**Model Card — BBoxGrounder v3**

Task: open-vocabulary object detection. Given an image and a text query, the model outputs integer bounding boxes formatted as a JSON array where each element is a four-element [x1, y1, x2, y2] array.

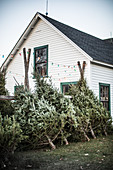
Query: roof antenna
[[110, 32, 113, 43], [46, 0, 48, 16]]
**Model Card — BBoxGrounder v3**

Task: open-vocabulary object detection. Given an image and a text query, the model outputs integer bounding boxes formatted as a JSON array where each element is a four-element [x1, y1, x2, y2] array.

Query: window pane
[[15, 86, 24, 93], [63, 85, 69, 94], [100, 85, 109, 111], [62, 83, 76, 95], [37, 63, 47, 76], [36, 48, 47, 63], [35, 46, 47, 77]]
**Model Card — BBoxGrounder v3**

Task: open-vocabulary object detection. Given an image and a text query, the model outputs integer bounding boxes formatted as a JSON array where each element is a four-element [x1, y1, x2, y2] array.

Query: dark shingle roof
[[40, 13, 113, 65]]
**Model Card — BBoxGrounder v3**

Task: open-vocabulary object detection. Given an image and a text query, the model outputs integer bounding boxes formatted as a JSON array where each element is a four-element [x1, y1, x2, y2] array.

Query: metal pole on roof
[[46, 0, 48, 16], [110, 32, 112, 43]]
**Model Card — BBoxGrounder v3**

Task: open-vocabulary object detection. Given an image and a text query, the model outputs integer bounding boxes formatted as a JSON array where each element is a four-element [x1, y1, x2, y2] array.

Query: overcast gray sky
[[0, 0, 113, 66]]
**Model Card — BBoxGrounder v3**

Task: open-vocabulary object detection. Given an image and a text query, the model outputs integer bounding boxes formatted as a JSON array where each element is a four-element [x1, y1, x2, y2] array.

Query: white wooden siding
[[6, 54, 25, 95], [90, 63, 113, 118], [6, 18, 90, 94]]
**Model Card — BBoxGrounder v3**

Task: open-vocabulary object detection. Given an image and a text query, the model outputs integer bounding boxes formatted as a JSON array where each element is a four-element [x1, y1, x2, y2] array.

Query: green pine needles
[[6, 71, 112, 150], [0, 71, 6, 95], [0, 71, 25, 168], [0, 71, 14, 115], [69, 78, 112, 140], [0, 69, 112, 167], [13, 73, 78, 149]]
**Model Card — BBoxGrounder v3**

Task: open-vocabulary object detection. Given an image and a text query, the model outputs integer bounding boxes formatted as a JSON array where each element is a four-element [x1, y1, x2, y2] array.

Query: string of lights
[[1, 51, 87, 82]]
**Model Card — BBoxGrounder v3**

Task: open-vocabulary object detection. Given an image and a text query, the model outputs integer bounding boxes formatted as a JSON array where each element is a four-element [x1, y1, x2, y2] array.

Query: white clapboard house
[[1, 12, 113, 118]]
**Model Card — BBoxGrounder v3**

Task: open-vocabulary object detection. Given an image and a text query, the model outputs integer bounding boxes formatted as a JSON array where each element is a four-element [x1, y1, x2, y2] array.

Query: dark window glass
[[62, 84, 70, 94], [35, 46, 47, 77], [61, 83, 76, 95], [14, 85, 24, 93], [100, 85, 110, 111]]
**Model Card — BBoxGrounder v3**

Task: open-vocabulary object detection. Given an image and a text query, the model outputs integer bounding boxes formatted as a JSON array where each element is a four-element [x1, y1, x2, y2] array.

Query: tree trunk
[[89, 125, 96, 139], [82, 127, 90, 141], [64, 137, 69, 145], [23, 48, 31, 90], [103, 126, 108, 136], [0, 95, 14, 100], [46, 135, 56, 149], [60, 130, 69, 145], [77, 61, 86, 80]]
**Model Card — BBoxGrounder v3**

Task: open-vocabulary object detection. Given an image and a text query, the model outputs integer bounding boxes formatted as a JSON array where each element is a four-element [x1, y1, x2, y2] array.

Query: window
[[34, 45, 48, 77], [61, 82, 77, 95], [14, 85, 24, 93], [99, 83, 110, 111]]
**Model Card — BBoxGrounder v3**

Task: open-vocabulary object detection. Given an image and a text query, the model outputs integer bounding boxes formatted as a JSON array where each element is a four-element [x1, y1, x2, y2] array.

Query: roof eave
[[38, 14, 93, 62], [1, 12, 40, 72], [91, 60, 113, 68], [3, 13, 112, 72]]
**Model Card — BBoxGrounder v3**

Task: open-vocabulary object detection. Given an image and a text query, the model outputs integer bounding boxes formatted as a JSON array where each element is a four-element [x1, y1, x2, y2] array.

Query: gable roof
[[40, 13, 113, 65], [1, 12, 113, 71]]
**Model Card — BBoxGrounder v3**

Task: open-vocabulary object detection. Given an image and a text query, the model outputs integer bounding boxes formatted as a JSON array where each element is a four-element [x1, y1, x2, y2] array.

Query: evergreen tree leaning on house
[[0, 70, 24, 169], [0, 70, 13, 115], [69, 61, 112, 140], [13, 72, 79, 150]]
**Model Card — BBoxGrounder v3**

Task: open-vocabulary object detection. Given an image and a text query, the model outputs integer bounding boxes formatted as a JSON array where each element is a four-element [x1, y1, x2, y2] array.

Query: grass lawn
[[5, 135, 113, 170]]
